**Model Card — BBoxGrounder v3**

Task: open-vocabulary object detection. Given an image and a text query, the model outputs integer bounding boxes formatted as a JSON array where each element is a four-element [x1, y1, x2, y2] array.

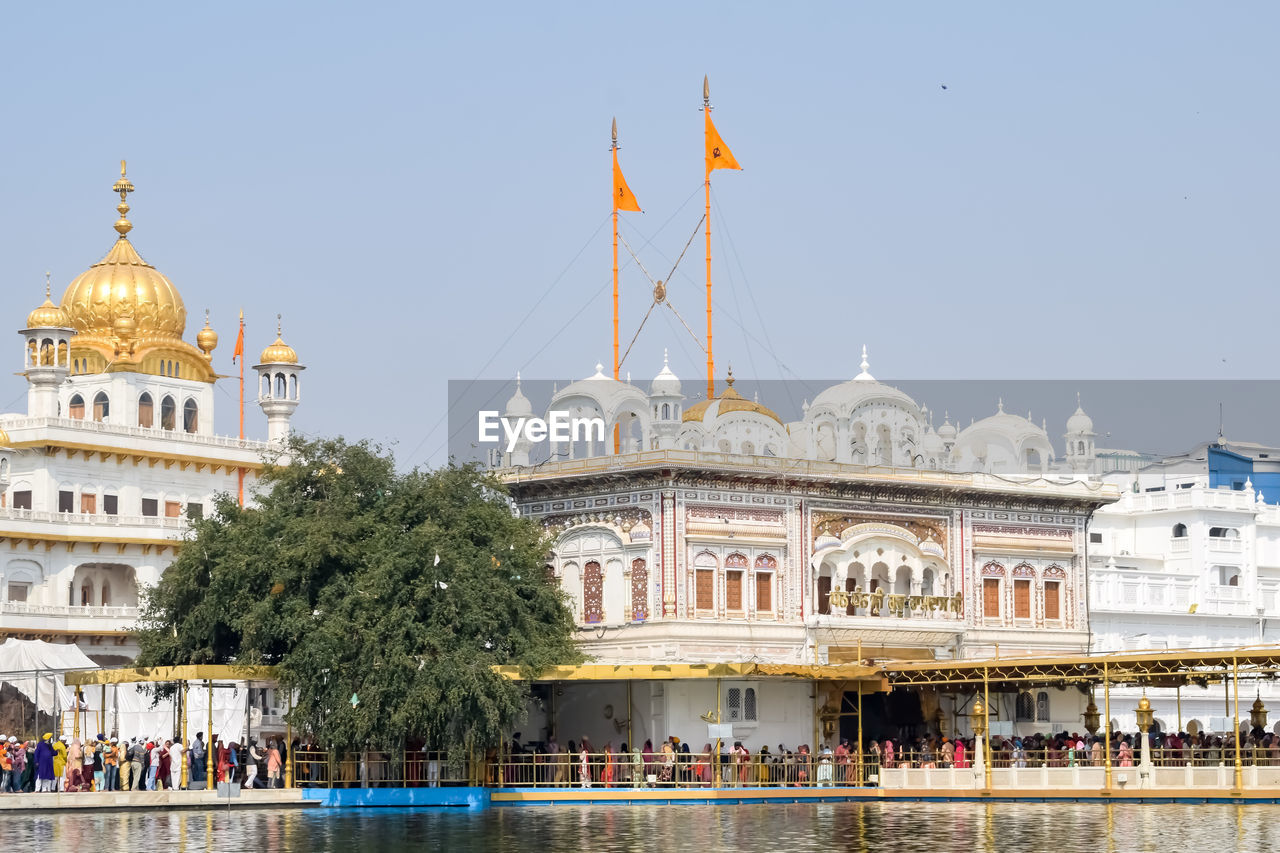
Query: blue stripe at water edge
[[301, 788, 490, 808]]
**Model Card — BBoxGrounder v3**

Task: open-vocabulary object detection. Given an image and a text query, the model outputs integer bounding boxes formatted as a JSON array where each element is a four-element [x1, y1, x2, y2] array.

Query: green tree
[[136, 436, 579, 759]]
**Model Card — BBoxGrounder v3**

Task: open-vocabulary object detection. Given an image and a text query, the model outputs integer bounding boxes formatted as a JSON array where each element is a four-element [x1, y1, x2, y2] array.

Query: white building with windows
[[0, 167, 305, 663], [495, 354, 1119, 748], [1088, 441, 1280, 734]]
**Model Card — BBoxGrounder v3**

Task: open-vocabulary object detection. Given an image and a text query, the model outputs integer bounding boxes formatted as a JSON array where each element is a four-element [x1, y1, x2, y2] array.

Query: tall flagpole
[[237, 310, 245, 507], [612, 119, 621, 454], [703, 76, 715, 400], [612, 118, 620, 382]]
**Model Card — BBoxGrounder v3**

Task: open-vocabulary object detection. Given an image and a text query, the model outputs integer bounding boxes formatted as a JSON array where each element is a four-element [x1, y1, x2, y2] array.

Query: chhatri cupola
[[57, 162, 218, 382]]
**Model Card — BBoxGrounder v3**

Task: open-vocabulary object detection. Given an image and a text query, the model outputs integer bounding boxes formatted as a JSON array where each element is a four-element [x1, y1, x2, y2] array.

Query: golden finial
[[196, 308, 218, 357], [277, 313, 283, 336], [112, 160, 135, 238], [725, 365, 734, 387], [44, 271, 51, 299], [703, 75, 710, 105], [612, 116, 617, 148]]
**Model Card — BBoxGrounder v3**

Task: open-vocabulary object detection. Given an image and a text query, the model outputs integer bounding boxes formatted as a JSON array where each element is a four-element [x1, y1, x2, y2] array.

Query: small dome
[[650, 349, 681, 397], [808, 346, 921, 419], [259, 316, 299, 364], [921, 427, 944, 456], [260, 336, 298, 365], [504, 374, 534, 417], [1066, 393, 1094, 435], [26, 277, 71, 328], [937, 414, 957, 441], [196, 313, 218, 357], [682, 369, 781, 425]]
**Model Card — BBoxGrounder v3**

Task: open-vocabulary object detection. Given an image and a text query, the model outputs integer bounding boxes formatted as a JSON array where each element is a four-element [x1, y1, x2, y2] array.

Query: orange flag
[[612, 151, 641, 212], [705, 111, 741, 175], [232, 320, 244, 363]]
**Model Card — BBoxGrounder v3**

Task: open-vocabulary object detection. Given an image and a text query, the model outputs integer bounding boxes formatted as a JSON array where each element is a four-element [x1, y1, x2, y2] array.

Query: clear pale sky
[[2, 3, 1276, 467]]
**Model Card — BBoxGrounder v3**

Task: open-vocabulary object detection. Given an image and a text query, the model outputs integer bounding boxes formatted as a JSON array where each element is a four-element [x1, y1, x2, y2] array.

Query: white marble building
[[0, 168, 305, 663], [1090, 441, 1280, 735], [496, 354, 1119, 747]]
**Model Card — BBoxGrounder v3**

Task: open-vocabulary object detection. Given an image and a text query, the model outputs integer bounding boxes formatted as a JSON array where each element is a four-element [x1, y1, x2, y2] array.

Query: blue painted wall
[[302, 787, 490, 808], [1208, 446, 1280, 504]]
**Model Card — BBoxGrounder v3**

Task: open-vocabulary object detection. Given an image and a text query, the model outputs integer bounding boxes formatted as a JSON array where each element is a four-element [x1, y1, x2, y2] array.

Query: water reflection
[[8, 802, 1280, 852]]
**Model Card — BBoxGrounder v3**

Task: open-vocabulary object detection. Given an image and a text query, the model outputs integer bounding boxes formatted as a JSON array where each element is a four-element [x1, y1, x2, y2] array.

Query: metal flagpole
[[237, 310, 245, 506], [612, 119, 621, 454], [703, 76, 714, 400]]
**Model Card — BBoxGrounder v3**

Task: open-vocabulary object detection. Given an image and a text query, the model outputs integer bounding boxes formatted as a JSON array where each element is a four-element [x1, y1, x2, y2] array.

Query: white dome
[[1066, 394, 1094, 435], [504, 374, 534, 417], [959, 400, 1050, 446], [549, 362, 648, 421], [937, 415, 957, 441], [650, 349, 681, 397], [808, 346, 921, 419]]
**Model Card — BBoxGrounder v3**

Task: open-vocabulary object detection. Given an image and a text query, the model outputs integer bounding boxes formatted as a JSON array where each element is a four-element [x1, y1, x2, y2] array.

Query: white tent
[[0, 638, 249, 743]]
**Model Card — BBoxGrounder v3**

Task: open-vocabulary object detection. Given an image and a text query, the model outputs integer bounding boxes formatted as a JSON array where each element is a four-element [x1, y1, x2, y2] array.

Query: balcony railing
[[819, 590, 963, 621], [0, 602, 138, 619], [1208, 538, 1245, 553], [0, 507, 188, 531], [0, 415, 268, 452]]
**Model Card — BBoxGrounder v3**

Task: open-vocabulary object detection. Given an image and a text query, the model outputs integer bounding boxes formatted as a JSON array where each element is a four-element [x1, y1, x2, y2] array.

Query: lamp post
[[971, 698, 989, 791], [1135, 694, 1154, 786], [1083, 695, 1101, 737], [1251, 694, 1268, 732]]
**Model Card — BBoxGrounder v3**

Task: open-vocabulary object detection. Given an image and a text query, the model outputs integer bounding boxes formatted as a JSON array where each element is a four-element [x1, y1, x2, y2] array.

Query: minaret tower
[[21, 272, 75, 418], [254, 315, 304, 442], [649, 349, 683, 449]]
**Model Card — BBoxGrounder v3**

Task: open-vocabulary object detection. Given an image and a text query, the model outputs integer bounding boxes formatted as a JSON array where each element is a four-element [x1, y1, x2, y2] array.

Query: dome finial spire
[[44, 271, 51, 300], [277, 313, 283, 337], [855, 344, 874, 380], [112, 160, 134, 237]]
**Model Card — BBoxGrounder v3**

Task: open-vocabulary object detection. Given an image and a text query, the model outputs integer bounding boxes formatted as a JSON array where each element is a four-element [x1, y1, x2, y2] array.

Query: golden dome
[[260, 317, 298, 364], [682, 370, 782, 425], [26, 273, 71, 328], [1137, 696, 1151, 711], [196, 311, 218, 358], [60, 163, 186, 341]]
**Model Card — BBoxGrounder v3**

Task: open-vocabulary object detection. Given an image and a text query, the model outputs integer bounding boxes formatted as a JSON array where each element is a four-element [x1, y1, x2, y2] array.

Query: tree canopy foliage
[[136, 437, 580, 754]]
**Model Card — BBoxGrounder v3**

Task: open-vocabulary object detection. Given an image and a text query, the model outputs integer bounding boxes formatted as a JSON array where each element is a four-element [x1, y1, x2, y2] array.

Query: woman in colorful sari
[[756, 745, 771, 786], [883, 739, 895, 770], [602, 742, 615, 787], [1118, 739, 1134, 767], [658, 741, 675, 786], [65, 740, 84, 792], [954, 738, 967, 769]]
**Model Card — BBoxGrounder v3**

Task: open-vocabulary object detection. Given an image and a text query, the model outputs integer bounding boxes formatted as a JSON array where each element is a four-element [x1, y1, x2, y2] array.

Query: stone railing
[[0, 415, 268, 452], [823, 589, 963, 620], [0, 601, 138, 619], [0, 507, 188, 531]]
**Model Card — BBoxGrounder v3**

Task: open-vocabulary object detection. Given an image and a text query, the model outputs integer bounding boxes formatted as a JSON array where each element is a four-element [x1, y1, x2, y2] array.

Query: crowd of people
[[491, 726, 1280, 788], [0, 732, 288, 793]]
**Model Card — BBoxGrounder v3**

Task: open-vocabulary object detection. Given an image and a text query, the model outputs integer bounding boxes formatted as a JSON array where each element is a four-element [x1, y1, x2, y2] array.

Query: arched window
[[260, 374, 270, 398], [183, 399, 199, 433], [631, 558, 648, 621], [661, 403, 670, 420], [582, 561, 603, 623], [160, 396, 176, 430], [1036, 691, 1050, 722], [288, 373, 297, 399], [68, 394, 85, 420], [1015, 691, 1035, 722], [138, 392, 154, 428], [92, 391, 110, 422], [741, 441, 755, 456], [1172, 523, 1188, 538], [275, 373, 287, 399], [174, 362, 180, 378], [80, 582, 92, 607], [101, 580, 111, 607]]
